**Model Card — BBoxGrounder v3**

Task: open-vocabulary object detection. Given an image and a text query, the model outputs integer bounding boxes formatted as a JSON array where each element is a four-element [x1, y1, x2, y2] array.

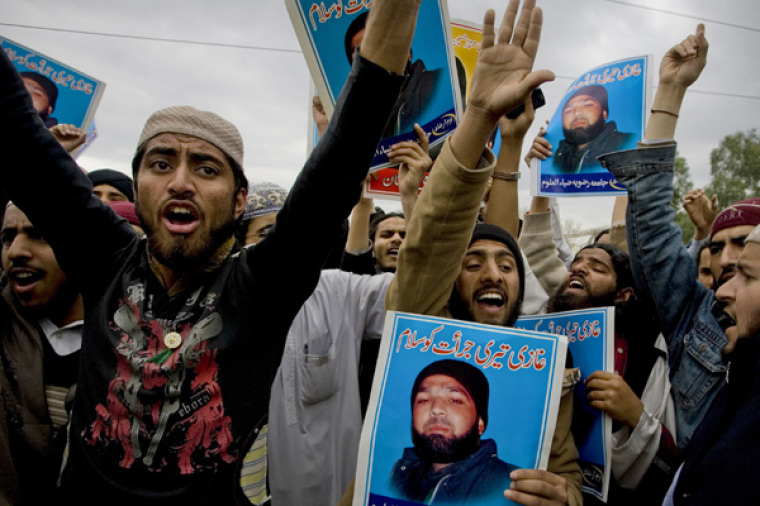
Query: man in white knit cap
[[0, 0, 419, 502]]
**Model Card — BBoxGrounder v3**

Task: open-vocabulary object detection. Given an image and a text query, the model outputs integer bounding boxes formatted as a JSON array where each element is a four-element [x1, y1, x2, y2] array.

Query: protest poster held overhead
[[362, 17, 480, 200], [531, 55, 652, 197], [1, 36, 105, 135], [286, 0, 462, 170], [515, 307, 615, 502], [353, 311, 567, 506]]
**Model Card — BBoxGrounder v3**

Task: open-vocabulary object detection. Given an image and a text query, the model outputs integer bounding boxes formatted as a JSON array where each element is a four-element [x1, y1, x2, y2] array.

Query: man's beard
[[136, 201, 237, 272], [411, 422, 481, 465], [563, 115, 607, 146], [548, 284, 616, 313]]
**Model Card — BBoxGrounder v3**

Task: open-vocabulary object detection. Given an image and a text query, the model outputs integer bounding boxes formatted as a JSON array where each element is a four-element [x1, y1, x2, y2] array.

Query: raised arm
[[251, 0, 416, 297], [483, 95, 537, 237], [387, 0, 554, 315]]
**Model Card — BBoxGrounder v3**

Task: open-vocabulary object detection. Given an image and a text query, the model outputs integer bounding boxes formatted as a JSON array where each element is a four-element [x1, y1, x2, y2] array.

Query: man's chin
[[412, 425, 481, 464]]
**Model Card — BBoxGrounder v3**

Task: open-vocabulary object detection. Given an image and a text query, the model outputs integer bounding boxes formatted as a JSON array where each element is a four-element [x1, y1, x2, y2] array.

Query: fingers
[[505, 469, 567, 505], [508, 0, 534, 48], [413, 123, 429, 152], [481, 9, 497, 50], [497, 0, 520, 46], [523, 5, 543, 59]]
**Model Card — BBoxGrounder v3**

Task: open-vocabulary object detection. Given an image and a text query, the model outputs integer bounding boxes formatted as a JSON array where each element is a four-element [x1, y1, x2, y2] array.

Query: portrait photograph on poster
[[531, 55, 651, 197], [1, 36, 105, 133], [353, 311, 568, 506]]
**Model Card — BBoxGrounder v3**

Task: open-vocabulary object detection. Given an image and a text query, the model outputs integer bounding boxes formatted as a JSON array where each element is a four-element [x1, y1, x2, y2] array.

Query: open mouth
[[162, 203, 200, 234], [387, 247, 399, 259], [475, 290, 505, 308], [8, 268, 43, 288]]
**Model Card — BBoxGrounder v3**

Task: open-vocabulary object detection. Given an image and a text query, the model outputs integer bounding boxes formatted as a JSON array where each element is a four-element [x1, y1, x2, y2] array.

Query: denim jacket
[[598, 145, 728, 452]]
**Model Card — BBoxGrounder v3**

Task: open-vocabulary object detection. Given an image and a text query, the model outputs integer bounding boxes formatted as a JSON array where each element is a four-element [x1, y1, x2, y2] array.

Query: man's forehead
[[1, 205, 31, 229], [377, 217, 406, 231], [418, 374, 469, 394], [467, 239, 515, 258], [739, 242, 760, 269], [711, 224, 757, 244], [143, 133, 226, 158], [565, 94, 599, 107], [575, 247, 613, 266]]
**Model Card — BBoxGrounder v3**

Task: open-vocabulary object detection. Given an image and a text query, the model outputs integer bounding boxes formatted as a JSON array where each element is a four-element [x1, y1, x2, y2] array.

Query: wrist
[[652, 83, 687, 114], [694, 227, 710, 241]]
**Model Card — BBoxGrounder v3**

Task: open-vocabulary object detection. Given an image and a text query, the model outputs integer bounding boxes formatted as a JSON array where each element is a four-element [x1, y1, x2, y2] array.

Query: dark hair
[[593, 228, 610, 243], [369, 211, 405, 243], [579, 242, 633, 291], [344, 12, 369, 65]]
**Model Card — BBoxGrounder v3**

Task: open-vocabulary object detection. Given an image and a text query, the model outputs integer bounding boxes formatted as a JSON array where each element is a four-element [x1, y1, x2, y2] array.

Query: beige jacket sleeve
[[518, 211, 569, 298]]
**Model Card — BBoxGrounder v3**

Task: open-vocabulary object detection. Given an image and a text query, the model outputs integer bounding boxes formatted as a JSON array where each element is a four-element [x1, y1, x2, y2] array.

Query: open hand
[[466, 0, 554, 123]]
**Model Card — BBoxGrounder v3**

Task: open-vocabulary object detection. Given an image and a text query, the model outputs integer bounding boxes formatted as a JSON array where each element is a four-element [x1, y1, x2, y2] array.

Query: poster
[[1, 36, 105, 135], [287, 0, 462, 170], [361, 18, 480, 200], [531, 55, 651, 197], [354, 311, 567, 506], [514, 307, 615, 501]]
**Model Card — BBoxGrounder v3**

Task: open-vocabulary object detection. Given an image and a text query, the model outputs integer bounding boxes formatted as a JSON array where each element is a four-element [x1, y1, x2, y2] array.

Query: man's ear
[[603, 110, 608, 121], [46, 105, 53, 116], [615, 286, 634, 304], [233, 187, 247, 219], [477, 417, 485, 436]]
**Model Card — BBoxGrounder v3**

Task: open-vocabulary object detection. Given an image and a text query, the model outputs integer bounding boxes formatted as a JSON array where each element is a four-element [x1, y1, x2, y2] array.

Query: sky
[[2, 0, 759, 234]]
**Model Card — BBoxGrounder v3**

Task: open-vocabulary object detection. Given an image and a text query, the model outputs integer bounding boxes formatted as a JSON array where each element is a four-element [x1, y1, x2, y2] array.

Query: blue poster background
[[287, 0, 461, 169], [356, 311, 567, 505], [1, 37, 105, 132], [533, 55, 650, 197], [515, 307, 614, 500]]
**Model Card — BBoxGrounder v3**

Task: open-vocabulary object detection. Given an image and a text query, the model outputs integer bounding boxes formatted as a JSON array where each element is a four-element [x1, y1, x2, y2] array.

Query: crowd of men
[[0, 1, 758, 505]]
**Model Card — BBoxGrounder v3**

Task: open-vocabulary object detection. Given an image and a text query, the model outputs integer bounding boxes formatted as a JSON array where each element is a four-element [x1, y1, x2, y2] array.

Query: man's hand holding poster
[[353, 311, 567, 506], [531, 55, 651, 197], [286, 0, 462, 170], [515, 307, 615, 501]]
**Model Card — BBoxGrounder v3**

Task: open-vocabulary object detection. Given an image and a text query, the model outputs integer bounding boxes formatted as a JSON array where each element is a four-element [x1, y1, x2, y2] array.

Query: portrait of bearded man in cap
[[389, 359, 518, 504]]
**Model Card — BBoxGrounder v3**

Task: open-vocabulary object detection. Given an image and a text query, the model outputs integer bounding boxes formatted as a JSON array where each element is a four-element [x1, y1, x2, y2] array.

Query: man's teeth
[[477, 293, 504, 305], [569, 280, 584, 289], [171, 207, 192, 215]]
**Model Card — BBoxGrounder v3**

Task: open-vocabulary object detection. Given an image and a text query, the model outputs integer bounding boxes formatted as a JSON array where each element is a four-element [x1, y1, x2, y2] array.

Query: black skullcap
[[567, 84, 609, 115], [411, 359, 490, 428], [87, 169, 135, 202], [344, 12, 369, 65], [20, 72, 58, 111]]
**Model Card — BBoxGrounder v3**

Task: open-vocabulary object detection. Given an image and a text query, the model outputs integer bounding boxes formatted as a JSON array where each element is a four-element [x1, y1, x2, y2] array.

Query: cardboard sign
[[532, 55, 651, 197], [354, 311, 567, 505], [515, 307, 615, 501], [287, 0, 462, 170], [2, 36, 105, 134]]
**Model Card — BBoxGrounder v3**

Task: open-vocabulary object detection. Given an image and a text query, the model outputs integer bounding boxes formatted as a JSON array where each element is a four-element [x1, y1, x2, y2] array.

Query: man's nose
[[167, 162, 195, 197], [7, 236, 32, 262]]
